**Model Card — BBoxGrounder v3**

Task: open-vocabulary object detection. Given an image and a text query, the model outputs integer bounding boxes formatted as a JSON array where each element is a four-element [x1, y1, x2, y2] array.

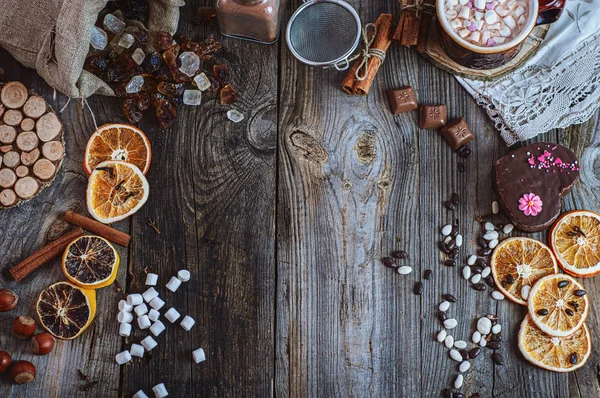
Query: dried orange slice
[[62, 236, 119, 289], [84, 123, 151, 175], [36, 282, 96, 340], [528, 274, 589, 337], [86, 160, 149, 224], [519, 314, 591, 372], [491, 237, 558, 305], [549, 210, 600, 277]]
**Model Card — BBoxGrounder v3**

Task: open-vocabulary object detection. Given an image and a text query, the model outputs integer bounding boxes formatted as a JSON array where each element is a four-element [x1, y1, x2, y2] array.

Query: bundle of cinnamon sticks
[[393, 0, 436, 52]]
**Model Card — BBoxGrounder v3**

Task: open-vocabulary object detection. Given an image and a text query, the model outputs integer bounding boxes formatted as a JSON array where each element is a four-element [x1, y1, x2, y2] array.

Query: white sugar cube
[[130, 343, 145, 357], [180, 315, 195, 331], [166, 277, 182, 292], [138, 315, 151, 329], [150, 320, 166, 336], [118, 300, 133, 312], [118, 311, 133, 323], [177, 270, 191, 282], [141, 336, 158, 351], [119, 322, 132, 337], [116, 350, 132, 365], [145, 273, 158, 286], [165, 307, 181, 323], [134, 303, 148, 317], [149, 296, 165, 310], [142, 287, 159, 303], [133, 390, 149, 398], [148, 308, 160, 322], [192, 348, 206, 364], [153, 383, 169, 398]]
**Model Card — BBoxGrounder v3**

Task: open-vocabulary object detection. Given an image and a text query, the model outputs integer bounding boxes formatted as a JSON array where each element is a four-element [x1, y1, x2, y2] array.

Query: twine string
[[401, 0, 436, 18], [338, 23, 387, 81]]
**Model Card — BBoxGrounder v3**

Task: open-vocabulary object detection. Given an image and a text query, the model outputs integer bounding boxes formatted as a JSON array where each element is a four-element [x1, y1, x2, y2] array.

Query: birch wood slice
[[0, 82, 65, 209], [418, 23, 550, 81]]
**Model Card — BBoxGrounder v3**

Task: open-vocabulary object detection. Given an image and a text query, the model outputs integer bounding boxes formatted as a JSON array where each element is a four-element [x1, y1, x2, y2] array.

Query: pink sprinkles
[[526, 148, 580, 172]]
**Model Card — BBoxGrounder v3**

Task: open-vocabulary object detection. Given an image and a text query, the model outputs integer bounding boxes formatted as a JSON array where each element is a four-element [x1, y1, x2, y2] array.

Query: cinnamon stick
[[416, 0, 436, 52], [392, 14, 406, 42], [354, 14, 395, 96], [399, 0, 421, 47], [341, 58, 364, 95], [10, 227, 84, 281], [65, 211, 131, 246]]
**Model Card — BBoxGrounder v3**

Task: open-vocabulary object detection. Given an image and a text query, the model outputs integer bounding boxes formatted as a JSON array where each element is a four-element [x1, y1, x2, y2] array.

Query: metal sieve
[[286, 0, 362, 70]]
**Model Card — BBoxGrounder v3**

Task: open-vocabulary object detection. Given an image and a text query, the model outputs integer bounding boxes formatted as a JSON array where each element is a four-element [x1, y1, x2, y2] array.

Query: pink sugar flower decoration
[[518, 193, 543, 216]]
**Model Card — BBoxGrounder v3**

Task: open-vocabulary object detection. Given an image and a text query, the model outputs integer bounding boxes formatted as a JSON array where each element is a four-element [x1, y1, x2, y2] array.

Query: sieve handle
[[333, 58, 350, 71]]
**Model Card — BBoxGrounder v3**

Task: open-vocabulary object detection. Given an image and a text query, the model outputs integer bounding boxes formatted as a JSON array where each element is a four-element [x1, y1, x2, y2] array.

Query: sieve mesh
[[288, 2, 360, 64]]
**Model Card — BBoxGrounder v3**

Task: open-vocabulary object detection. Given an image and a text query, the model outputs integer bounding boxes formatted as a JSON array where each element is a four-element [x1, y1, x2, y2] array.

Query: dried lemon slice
[[550, 210, 600, 277], [528, 274, 589, 337], [519, 314, 591, 372], [36, 282, 96, 340], [491, 237, 558, 305], [62, 235, 119, 289]]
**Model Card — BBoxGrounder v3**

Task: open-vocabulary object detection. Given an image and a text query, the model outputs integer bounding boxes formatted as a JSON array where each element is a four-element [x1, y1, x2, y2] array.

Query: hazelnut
[[32, 333, 55, 355], [12, 316, 36, 339], [0, 351, 12, 373], [0, 289, 18, 312], [10, 360, 36, 384]]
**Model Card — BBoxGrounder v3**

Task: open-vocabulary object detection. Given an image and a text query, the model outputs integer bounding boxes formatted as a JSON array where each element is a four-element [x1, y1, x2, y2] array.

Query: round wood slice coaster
[[420, 24, 550, 81], [0, 82, 65, 209]]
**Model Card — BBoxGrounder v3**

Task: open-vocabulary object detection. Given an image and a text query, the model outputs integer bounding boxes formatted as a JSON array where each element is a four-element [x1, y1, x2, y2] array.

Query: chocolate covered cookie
[[494, 143, 580, 232]]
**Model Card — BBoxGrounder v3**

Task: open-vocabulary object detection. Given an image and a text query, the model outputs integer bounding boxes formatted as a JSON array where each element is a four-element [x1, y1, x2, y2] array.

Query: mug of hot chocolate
[[436, 0, 565, 69]]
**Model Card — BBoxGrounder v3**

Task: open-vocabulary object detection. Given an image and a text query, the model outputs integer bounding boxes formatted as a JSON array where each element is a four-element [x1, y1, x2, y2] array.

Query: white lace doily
[[456, 0, 600, 146]]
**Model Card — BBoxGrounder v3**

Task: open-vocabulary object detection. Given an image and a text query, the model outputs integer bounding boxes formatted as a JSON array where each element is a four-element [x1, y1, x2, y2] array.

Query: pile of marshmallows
[[115, 270, 205, 398]]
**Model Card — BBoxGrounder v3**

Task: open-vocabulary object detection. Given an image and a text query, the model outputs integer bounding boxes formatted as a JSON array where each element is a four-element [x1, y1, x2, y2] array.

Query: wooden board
[[0, 0, 599, 397]]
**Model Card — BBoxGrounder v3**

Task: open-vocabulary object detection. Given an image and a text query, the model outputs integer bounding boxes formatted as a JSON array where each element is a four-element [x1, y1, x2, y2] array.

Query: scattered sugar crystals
[[194, 73, 212, 91], [103, 13, 126, 35], [118, 33, 135, 49], [179, 51, 200, 77], [90, 26, 108, 50], [183, 90, 202, 106], [125, 75, 144, 93], [227, 109, 244, 123], [132, 48, 145, 65]]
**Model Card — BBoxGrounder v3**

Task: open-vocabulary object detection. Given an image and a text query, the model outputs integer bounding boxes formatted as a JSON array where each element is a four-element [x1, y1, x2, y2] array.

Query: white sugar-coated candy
[[133, 390, 149, 398], [150, 296, 165, 310], [177, 270, 191, 282], [459, 361, 471, 373], [135, 303, 148, 317], [489, 239, 499, 249], [472, 331, 481, 344], [145, 273, 158, 286], [127, 294, 143, 306], [119, 300, 133, 312], [437, 329, 447, 342], [450, 349, 463, 362], [119, 322, 132, 337], [150, 320, 166, 336], [484, 231, 498, 240], [492, 291, 505, 300], [130, 343, 145, 357], [481, 266, 491, 278], [485, 222, 495, 231], [450, 19, 462, 29], [492, 201, 500, 214], [116, 350, 132, 365], [118, 311, 134, 323], [152, 383, 169, 398], [477, 317, 492, 335], [485, 9, 498, 24], [444, 335, 454, 349], [455, 234, 463, 247], [444, 319, 458, 329], [479, 338, 487, 347], [462, 266, 472, 280], [165, 307, 181, 323], [138, 315, 151, 329], [166, 277, 182, 292], [521, 285, 531, 300], [142, 287, 159, 303], [454, 374, 464, 389], [439, 301, 450, 312], [148, 309, 160, 322], [467, 255, 477, 265], [503, 223, 514, 234], [141, 336, 158, 351], [397, 266, 413, 275], [441, 224, 453, 236], [458, 6, 470, 19], [471, 274, 482, 284], [492, 324, 502, 334], [454, 340, 467, 349], [192, 348, 206, 364], [180, 315, 195, 331]]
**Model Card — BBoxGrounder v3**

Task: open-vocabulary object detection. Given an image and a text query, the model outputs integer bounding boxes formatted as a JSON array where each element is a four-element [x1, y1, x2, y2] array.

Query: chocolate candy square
[[419, 105, 447, 129], [387, 87, 418, 114], [441, 118, 475, 150]]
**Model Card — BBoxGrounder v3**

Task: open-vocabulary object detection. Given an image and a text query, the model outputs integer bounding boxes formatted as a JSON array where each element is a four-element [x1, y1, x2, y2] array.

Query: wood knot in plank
[[353, 132, 376, 164], [247, 103, 276, 152], [289, 131, 328, 164]]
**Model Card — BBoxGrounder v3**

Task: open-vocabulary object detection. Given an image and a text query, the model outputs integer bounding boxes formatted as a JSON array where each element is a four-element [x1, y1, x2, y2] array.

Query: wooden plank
[[0, 50, 126, 397], [121, 7, 278, 398]]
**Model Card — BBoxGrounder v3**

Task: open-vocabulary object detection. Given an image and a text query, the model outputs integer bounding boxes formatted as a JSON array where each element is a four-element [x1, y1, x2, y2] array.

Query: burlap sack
[[0, 0, 184, 98]]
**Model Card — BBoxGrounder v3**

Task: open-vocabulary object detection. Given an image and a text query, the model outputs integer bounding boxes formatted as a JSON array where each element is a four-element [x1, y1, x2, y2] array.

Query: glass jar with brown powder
[[216, 0, 285, 44]]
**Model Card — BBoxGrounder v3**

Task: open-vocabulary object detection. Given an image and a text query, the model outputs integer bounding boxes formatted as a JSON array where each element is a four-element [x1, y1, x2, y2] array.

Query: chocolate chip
[[443, 294, 457, 303], [484, 276, 495, 287], [391, 250, 408, 259], [477, 237, 488, 248], [475, 258, 487, 267], [437, 311, 447, 323], [444, 259, 457, 267], [487, 341, 501, 350], [472, 283, 486, 291], [413, 282, 423, 295], [478, 248, 492, 256], [381, 257, 397, 268], [491, 353, 504, 365], [424, 269, 432, 280], [439, 241, 451, 254], [468, 347, 480, 359]]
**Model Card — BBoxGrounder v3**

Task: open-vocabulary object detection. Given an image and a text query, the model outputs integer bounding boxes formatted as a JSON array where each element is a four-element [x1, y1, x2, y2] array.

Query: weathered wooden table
[[0, 1, 599, 397]]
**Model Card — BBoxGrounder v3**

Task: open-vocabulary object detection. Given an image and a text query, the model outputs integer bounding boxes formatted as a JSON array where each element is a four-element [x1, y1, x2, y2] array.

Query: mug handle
[[536, 0, 566, 25]]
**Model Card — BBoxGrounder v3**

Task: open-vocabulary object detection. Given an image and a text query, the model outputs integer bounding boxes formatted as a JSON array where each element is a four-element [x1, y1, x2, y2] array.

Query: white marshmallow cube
[[150, 320, 166, 336], [504, 16, 516, 29], [118, 311, 134, 323], [496, 6, 509, 16], [130, 343, 145, 358], [148, 308, 160, 322], [475, 11, 484, 20], [165, 307, 181, 323], [177, 270, 191, 282], [138, 314, 151, 329], [458, 6, 470, 19], [127, 294, 143, 306], [180, 315, 195, 331], [149, 296, 165, 310], [474, 0, 485, 9], [133, 390, 149, 398], [485, 10, 498, 24], [458, 29, 470, 38], [446, 10, 458, 19], [153, 383, 168, 398], [115, 350, 132, 365], [134, 303, 148, 317], [119, 322, 132, 337], [192, 348, 206, 364], [450, 19, 462, 29], [141, 336, 158, 351], [142, 287, 159, 303], [145, 273, 158, 286], [118, 300, 133, 312], [515, 5, 525, 16], [470, 31, 481, 43], [500, 26, 512, 37], [166, 277, 182, 292]]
